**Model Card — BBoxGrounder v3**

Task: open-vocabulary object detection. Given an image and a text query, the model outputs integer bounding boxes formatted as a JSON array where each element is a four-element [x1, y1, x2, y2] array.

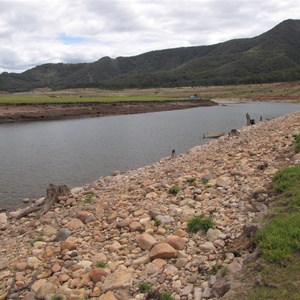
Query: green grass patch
[[168, 186, 181, 195], [84, 193, 94, 203], [160, 291, 174, 300], [249, 254, 300, 299], [187, 215, 214, 233], [95, 262, 107, 268], [248, 165, 300, 298], [187, 177, 196, 184], [0, 95, 171, 104], [294, 134, 300, 153], [138, 282, 153, 293]]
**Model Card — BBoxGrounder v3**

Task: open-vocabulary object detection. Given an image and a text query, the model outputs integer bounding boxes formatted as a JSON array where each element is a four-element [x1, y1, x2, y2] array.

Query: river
[[0, 102, 299, 210]]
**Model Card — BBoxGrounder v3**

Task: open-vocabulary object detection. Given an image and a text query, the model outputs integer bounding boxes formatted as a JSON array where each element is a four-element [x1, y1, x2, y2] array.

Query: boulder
[[137, 233, 157, 250], [149, 242, 177, 260]]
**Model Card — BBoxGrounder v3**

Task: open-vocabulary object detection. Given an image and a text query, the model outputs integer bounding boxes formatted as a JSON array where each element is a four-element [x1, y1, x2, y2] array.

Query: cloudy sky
[[0, 0, 299, 73]]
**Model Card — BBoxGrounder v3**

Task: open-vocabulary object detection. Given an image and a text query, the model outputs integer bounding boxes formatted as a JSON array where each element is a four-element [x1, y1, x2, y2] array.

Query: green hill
[[1, 19, 300, 92]]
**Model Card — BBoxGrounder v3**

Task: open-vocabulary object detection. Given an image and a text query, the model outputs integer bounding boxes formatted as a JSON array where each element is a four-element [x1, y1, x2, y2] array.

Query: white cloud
[[0, 0, 299, 73]]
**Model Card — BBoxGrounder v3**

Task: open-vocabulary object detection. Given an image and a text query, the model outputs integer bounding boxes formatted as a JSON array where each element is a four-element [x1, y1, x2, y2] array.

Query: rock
[[228, 260, 243, 274], [206, 228, 226, 242], [102, 271, 133, 292], [154, 215, 174, 224], [0, 213, 7, 226], [165, 235, 187, 250], [42, 225, 57, 237], [194, 287, 202, 300], [36, 282, 58, 299], [90, 268, 108, 283], [182, 284, 194, 295], [129, 221, 142, 231], [212, 280, 231, 298], [202, 286, 211, 298], [253, 186, 268, 196], [109, 241, 123, 252], [137, 233, 157, 250], [77, 260, 92, 271], [55, 228, 71, 242], [149, 242, 177, 260], [65, 218, 84, 230], [199, 242, 216, 253], [77, 211, 96, 224], [22, 198, 30, 204], [216, 178, 230, 188], [99, 291, 118, 300], [31, 279, 47, 293], [61, 239, 76, 251], [27, 257, 41, 269]]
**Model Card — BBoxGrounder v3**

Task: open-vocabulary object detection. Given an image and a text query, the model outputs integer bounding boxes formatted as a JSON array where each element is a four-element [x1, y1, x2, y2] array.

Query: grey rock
[[55, 228, 71, 242]]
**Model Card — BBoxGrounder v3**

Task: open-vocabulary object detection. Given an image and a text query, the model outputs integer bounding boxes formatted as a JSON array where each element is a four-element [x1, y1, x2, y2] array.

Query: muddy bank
[[0, 100, 216, 123]]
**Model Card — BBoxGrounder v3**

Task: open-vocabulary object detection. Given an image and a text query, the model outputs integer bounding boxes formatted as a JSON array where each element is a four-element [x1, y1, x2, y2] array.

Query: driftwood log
[[16, 184, 71, 219]]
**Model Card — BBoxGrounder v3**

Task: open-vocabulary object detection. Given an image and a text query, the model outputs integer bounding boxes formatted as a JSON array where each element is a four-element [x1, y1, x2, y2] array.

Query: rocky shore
[[0, 111, 299, 300]]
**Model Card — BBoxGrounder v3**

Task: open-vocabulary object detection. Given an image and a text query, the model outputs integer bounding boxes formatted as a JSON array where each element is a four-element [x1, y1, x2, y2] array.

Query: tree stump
[[15, 184, 71, 219]]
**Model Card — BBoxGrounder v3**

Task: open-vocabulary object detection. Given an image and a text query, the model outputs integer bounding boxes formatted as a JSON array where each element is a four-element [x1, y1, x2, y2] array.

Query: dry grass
[[1, 81, 300, 104]]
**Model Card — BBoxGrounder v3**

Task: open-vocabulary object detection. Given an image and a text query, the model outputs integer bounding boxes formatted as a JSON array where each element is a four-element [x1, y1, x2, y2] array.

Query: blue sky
[[0, 0, 299, 73]]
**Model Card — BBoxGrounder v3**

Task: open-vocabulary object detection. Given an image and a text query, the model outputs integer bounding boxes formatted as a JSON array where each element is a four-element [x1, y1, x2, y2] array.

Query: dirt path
[[0, 100, 216, 123]]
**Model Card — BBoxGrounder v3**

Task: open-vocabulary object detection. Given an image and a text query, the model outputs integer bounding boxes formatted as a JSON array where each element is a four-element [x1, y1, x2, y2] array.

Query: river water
[[0, 102, 299, 210]]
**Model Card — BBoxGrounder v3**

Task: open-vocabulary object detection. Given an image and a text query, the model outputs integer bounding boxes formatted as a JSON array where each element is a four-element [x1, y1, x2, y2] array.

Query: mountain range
[[1, 19, 300, 92]]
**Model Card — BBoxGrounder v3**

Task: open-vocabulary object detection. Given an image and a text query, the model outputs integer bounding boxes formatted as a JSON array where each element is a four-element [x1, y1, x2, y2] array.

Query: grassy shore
[[247, 136, 300, 299], [1, 80, 300, 104]]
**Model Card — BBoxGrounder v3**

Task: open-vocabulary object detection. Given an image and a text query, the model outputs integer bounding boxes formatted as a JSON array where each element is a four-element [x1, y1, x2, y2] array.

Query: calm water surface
[[0, 102, 299, 209]]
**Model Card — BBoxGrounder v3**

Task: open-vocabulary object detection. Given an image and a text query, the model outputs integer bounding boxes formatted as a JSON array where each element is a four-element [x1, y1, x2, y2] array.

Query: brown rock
[[137, 233, 157, 250], [99, 291, 118, 300], [165, 236, 187, 250], [61, 240, 76, 251], [149, 242, 177, 260], [89, 268, 108, 283], [36, 282, 58, 299], [102, 271, 133, 292], [65, 218, 84, 230], [129, 221, 142, 231]]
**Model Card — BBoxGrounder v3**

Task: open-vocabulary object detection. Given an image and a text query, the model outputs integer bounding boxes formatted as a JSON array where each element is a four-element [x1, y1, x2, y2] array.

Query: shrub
[[187, 215, 214, 233], [138, 282, 152, 293], [169, 186, 181, 195]]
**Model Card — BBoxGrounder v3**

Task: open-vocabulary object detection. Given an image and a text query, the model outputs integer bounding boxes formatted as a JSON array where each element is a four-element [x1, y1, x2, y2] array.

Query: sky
[[0, 0, 299, 74]]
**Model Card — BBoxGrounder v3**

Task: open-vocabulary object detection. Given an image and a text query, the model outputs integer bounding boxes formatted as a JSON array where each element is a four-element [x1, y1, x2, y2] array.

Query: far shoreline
[[0, 99, 217, 124]]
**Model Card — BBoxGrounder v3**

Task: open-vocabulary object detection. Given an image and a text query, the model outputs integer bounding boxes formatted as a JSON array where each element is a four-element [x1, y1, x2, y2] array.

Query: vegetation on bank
[[0, 95, 175, 104], [249, 162, 300, 298]]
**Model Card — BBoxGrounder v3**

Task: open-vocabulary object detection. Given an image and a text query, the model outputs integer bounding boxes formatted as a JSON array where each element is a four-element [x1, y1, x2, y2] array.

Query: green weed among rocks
[[138, 282, 153, 293], [168, 186, 181, 195], [187, 215, 214, 233], [84, 193, 94, 203]]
